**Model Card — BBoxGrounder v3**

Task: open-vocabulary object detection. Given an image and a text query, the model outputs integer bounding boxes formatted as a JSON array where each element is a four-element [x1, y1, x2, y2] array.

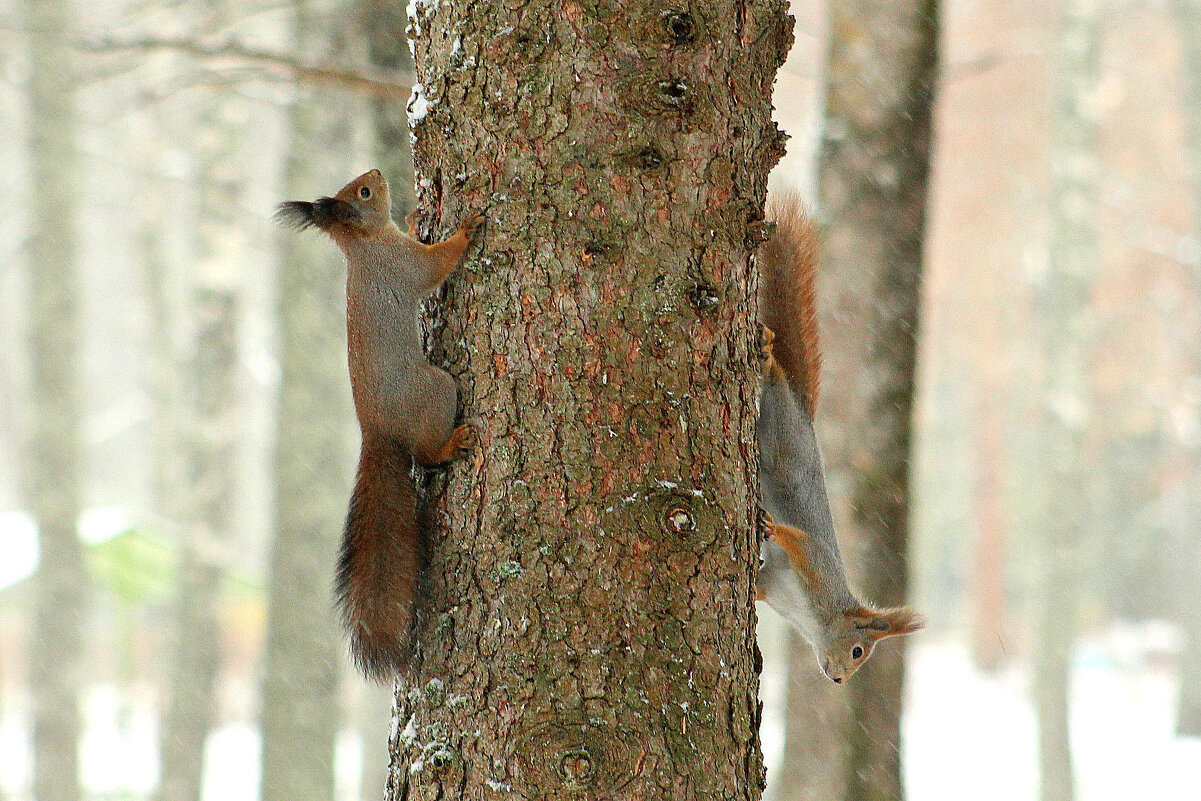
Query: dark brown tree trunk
[[774, 3, 938, 801], [385, 2, 792, 798], [25, 1, 87, 799]]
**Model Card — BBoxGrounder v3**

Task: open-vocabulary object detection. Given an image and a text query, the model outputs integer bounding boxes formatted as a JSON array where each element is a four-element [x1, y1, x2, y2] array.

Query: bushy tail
[[336, 431, 426, 681], [760, 194, 822, 415]]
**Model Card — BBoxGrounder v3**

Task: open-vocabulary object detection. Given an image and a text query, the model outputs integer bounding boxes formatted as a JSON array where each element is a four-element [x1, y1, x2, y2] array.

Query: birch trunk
[[1171, 0, 1201, 740], [386, 2, 792, 798], [25, 0, 87, 799], [1030, 2, 1102, 798]]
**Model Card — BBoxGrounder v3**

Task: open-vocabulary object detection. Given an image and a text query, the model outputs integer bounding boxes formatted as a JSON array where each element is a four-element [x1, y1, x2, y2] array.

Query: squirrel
[[756, 194, 924, 684], [276, 169, 482, 681]]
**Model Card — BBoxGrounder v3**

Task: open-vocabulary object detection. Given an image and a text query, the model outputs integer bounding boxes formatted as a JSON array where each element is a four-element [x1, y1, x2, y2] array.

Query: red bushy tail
[[336, 431, 426, 681], [761, 194, 822, 415]]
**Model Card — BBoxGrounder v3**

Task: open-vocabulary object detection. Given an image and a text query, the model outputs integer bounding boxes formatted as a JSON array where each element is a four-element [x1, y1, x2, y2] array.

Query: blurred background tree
[[1, 0, 1200, 800]]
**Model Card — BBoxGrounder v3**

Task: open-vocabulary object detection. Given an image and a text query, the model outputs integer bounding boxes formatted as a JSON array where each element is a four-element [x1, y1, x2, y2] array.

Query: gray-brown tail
[[760, 194, 822, 415], [337, 431, 425, 681]]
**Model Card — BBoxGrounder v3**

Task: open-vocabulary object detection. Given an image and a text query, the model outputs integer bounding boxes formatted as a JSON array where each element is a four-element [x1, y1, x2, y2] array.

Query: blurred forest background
[[0, 0, 1199, 800]]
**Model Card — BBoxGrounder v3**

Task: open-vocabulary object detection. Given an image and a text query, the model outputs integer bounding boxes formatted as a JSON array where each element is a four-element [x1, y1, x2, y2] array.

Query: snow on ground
[[2, 635, 1199, 800], [902, 638, 1201, 801]]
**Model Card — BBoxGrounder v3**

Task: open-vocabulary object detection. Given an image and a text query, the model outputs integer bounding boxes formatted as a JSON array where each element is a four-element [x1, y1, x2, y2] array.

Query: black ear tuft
[[274, 200, 318, 230]]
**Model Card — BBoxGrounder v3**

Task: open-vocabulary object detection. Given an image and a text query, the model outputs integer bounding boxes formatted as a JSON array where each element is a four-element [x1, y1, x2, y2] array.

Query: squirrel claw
[[450, 419, 483, 459], [757, 508, 776, 541], [461, 213, 486, 235], [404, 208, 423, 237], [761, 326, 776, 362]]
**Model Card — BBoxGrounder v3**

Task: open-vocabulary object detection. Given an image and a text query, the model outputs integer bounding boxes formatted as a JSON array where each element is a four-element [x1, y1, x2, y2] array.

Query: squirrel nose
[[832, 677, 843, 684]]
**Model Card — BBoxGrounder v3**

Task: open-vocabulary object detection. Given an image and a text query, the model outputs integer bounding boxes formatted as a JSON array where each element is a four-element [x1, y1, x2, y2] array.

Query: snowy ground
[[2, 635, 1198, 800]]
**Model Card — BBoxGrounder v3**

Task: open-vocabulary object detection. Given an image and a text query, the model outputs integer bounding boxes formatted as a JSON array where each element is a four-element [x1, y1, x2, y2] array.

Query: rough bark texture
[[386, 2, 792, 798], [1029, 3, 1101, 800], [25, 1, 87, 800], [777, 3, 938, 801], [257, 5, 353, 800], [1172, 0, 1201, 739]]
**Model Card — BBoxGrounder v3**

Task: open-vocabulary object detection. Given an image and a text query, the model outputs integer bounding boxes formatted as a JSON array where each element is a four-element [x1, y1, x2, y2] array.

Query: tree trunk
[[156, 287, 239, 801], [385, 2, 792, 798], [776, 3, 938, 801], [1171, 0, 1201, 739], [1030, 2, 1101, 799], [25, 1, 87, 800], [156, 10, 246, 790], [257, 6, 356, 801]]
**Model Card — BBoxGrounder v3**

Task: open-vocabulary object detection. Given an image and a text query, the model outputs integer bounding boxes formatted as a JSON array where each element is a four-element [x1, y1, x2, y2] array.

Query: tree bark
[[1171, 0, 1201, 740], [24, 1, 87, 799], [385, 2, 791, 798], [1029, 3, 1101, 799], [776, 3, 938, 801], [257, 5, 356, 801]]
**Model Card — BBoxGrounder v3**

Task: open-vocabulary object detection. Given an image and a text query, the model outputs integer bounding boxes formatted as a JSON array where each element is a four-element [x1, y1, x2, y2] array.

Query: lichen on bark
[[387, 2, 792, 798]]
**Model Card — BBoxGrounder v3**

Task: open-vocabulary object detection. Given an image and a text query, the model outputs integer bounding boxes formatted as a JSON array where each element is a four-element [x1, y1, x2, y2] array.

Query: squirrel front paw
[[447, 420, 479, 460], [461, 214, 486, 236], [757, 508, 776, 541]]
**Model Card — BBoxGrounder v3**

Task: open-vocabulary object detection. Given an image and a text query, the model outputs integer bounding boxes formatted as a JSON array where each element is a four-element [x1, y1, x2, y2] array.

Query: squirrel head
[[275, 169, 393, 237], [816, 606, 924, 684]]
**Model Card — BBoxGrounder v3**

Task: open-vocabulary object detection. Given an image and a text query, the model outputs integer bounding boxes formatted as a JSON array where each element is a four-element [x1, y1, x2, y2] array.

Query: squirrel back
[[756, 196, 923, 683]]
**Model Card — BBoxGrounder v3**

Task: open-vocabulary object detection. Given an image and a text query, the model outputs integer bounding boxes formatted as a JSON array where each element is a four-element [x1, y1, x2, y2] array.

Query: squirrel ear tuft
[[274, 201, 317, 230], [866, 607, 925, 640]]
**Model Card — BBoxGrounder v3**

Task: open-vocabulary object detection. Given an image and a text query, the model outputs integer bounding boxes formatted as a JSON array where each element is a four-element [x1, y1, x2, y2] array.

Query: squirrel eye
[[852, 645, 864, 660], [359, 186, 372, 199]]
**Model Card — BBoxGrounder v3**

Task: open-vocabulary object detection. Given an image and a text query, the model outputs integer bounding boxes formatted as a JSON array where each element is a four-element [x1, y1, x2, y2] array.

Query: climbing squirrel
[[756, 195, 923, 683], [276, 169, 482, 681]]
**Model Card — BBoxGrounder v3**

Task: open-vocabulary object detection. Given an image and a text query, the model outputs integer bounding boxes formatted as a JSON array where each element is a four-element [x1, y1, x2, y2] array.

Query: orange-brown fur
[[760, 194, 822, 415], [277, 169, 480, 681]]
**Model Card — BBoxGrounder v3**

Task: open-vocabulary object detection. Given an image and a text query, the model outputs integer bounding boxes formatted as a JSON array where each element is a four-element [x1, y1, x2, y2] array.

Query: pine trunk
[[25, 1, 87, 800], [386, 2, 792, 798], [776, 3, 938, 801]]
